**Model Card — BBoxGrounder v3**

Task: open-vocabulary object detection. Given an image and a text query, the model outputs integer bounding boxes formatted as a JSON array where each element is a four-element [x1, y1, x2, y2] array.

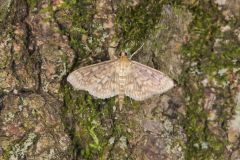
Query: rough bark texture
[[0, 0, 239, 160]]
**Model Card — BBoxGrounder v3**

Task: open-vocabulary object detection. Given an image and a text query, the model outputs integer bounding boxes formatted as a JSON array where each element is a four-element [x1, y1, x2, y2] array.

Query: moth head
[[119, 52, 130, 62], [119, 52, 128, 57]]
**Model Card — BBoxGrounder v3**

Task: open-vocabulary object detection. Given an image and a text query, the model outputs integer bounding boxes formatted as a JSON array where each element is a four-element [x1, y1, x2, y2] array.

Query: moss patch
[[181, 0, 239, 159], [58, 0, 240, 159], [115, 0, 179, 52], [59, 0, 171, 159]]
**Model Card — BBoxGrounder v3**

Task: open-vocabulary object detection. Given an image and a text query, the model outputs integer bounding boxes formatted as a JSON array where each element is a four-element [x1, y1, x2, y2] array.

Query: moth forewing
[[124, 61, 174, 101], [67, 60, 120, 99]]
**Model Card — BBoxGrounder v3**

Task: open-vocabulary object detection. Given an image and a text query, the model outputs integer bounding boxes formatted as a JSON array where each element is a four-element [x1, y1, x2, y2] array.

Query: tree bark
[[0, 0, 239, 160]]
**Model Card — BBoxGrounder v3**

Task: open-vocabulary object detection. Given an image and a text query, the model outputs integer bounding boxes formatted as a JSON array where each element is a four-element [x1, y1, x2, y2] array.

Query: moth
[[67, 52, 174, 110]]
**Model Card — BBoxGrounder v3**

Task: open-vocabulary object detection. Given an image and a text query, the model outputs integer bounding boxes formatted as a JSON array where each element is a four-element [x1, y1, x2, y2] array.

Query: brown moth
[[67, 52, 174, 110]]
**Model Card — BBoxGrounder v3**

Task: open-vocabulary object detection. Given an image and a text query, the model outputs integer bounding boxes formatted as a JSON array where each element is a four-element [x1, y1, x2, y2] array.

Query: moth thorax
[[116, 61, 131, 76]]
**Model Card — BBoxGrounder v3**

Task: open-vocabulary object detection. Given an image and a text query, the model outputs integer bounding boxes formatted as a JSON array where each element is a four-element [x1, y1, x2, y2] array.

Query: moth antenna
[[130, 43, 144, 59]]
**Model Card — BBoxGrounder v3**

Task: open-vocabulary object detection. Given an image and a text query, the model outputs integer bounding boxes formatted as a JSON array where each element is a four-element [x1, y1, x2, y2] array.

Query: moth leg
[[118, 95, 124, 111], [129, 97, 133, 105]]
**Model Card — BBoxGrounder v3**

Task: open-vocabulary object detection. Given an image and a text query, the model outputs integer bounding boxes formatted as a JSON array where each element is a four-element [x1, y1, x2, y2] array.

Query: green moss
[[59, 0, 240, 159], [0, 0, 12, 24], [181, 0, 239, 159], [115, 0, 179, 52], [26, 0, 38, 10], [59, 0, 102, 61], [63, 83, 137, 159], [60, 0, 168, 158]]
